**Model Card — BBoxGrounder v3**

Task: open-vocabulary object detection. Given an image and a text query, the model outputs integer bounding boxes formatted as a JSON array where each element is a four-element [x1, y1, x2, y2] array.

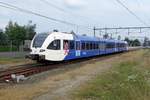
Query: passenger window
[[106, 43, 115, 49], [63, 40, 69, 50], [69, 41, 75, 50], [82, 42, 86, 50], [93, 43, 96, 49], [86, 42, 90, 50], [99, 43, 102, 49], [96, 43, 99, 49], [47, 40, 60, 50], [92, 43, 94, 50], [90, 42, 93, 50], [99, 42, 105, 50], [117, 43, 120, 48], [63, 40, 75, 50], [76, 42, 81, 50]]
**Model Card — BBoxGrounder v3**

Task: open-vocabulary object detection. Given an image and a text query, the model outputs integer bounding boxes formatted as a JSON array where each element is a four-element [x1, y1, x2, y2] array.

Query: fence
[[0, 40, 31, 52]]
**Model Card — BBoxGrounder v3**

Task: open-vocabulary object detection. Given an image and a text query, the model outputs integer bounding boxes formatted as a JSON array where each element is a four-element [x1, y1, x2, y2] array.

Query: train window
[[94, 43, 97, 49], [86, 42, 90, 50], [47, 40, 60, 50], [94, 42, 96, 49], [82, 42, 86, 50], [92, 42, 94, 50], [76, 41, 81, 50], [117, 43, 124, 48], [100, 42, 106, 50], [93, 42, 95, 50], [112, 43, 115, 48], [63, 40, 69, 50], [88, 43, 90, 50], [96, 43, 99, 49], [92, 43, 94, 50], [120, 43, 122, 48], [106, 43, 109, 48], [106, 43, 114, 49], [33, 33, 49, 48], [90, 42, 93, 50], [69, 41, 75, 50], [121, 43, 125, 48], [93, 43, 96, 49], [99, 42, 102, 49], [117, 43, 120, 48]]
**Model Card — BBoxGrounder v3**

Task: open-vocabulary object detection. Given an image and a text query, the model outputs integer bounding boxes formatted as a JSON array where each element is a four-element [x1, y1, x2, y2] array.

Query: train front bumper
[[25, 54, 45, 61]]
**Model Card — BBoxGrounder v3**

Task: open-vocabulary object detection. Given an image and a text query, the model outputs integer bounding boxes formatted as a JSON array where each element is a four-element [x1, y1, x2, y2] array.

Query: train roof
[[37, 32, 127, 44], [75, 35, 99, 41], [75, 35, 126, 43]]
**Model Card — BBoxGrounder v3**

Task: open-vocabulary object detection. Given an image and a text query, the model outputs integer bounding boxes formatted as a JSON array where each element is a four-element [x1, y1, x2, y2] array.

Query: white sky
[[0, 0, 150, 40]]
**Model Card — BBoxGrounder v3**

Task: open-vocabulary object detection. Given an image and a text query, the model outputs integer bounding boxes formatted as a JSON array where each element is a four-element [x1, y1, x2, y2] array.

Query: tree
[[5, 21, 36, 47], [5, 21, 26, 47], [103, 34, 109, 39], [124, 37, 141, 46], [0, 29, 4, 40], [143, 37, 149, 47], [133, 39, 141, 46], [124, 37, 132, 46], [124, 37, 130, 43], [117, 35, 121, 40], [0, 29, 8, 45]]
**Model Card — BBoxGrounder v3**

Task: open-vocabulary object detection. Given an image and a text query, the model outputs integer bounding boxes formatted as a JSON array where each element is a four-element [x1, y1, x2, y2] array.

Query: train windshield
[[33, 33, 49, 48]]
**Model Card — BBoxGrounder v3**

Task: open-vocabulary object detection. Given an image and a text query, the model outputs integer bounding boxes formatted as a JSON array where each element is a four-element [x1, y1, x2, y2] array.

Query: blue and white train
[[28, 32, 128, 62]]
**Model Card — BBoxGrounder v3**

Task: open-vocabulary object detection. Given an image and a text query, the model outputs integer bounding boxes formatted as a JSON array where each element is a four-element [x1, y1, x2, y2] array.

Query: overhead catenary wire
[[0, 1, 92, 29], [39, 0, 86, 18], [0, 2, 74, 26], [116, 0, 150, 36], [39, 0, 96, 27], [39, 0, 67, 13], [135, 0, 150, 22], [115, 0, 149, 26], [0, 4, 18, 11]]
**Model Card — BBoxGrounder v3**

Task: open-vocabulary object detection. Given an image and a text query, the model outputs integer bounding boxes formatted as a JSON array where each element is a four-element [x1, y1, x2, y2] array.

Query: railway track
[[0, 47, 142, 83], [0, 62, 58, 82]]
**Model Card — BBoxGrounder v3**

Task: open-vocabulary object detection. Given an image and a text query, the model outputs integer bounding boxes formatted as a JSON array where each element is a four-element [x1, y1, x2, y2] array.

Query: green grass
[[0, 46, 17, 52], [73, 50, 150, 100], [0, 57, 25, 64]]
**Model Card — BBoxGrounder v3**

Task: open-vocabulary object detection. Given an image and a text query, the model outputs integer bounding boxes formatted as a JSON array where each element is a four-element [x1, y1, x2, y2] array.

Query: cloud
[[0, 22, 7, 29], [64, 0, 86, 9]]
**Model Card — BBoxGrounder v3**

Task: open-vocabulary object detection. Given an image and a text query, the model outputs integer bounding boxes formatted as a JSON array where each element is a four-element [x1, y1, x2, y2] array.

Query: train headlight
[[40, 49, 45, 52]]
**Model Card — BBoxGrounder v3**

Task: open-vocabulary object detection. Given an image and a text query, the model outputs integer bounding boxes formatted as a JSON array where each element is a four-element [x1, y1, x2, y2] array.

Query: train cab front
[[27, 32, 74, 62], [26, 33, 49, 61]]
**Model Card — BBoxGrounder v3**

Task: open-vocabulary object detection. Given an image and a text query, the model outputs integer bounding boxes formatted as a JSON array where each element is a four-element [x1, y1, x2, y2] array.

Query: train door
[[99, 41, 106, 55], [75, 41, 81, 57]]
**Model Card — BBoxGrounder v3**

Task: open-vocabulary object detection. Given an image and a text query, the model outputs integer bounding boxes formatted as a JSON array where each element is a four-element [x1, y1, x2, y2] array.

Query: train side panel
[[29, 32, 128, 62]]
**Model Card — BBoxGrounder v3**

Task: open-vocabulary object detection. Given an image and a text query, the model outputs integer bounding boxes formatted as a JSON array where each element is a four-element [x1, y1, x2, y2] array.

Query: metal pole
[[105, 28, 107, 39], [139, 27, 142, 34], [99, 30, 102, 37], [128, 28, 130, 35], [105, 28, 107, 34], [93, 27, 96, 37], [116, 29, 118, 34]]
